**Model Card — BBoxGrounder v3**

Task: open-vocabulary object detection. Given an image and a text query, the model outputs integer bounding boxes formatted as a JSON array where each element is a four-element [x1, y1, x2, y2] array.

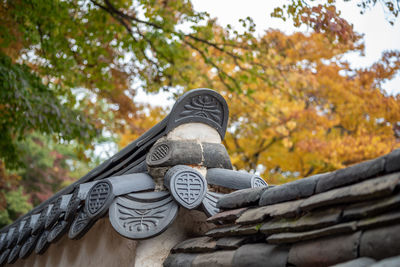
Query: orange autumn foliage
[[121, 28, 400, 185]]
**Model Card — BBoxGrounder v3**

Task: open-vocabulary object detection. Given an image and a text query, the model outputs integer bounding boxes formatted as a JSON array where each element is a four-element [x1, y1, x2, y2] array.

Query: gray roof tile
[[163, 253, 197, 267], [191, 250, 235, 266], [360, 224, 400, 260], [371, 255, 400, 267], [216, 236, 259, 250], [236, 199, 303, 225], [342, 193, 400, 220], [260, 207, 341, 234], [232, 243, 289, 267], [207, 208, 248, 224], [172, 237, 217, 253], [331, 257, 376, 267], [216, 187, 267, 210], [259, 173, 322, 206], [300, 172, 400, 211], [267, 222, 357, 244], [385, 149, 400, 173], [315, 156, 386, 193], [287, 232, 361, 267]]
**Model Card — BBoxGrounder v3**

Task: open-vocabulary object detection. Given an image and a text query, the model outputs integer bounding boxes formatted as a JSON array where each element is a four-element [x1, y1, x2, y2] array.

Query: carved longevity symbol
[[175, 172, 203, 205], [180, 95, 222, 125], [86, 181, 112, 218], [164, 166, 207, 209]]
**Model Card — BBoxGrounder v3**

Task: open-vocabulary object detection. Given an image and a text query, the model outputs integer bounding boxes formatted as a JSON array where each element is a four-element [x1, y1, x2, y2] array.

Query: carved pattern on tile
[[179, 95, 223, 125], [165, 166, 207, 209], [35, 230, 49, 255], [251, 176, 268, 188], [86, 181, 112, 217], [68, 210, 92, 240], [202, 191, 223, 217], [7, 245, 20, 264], [150, 143, 170, 161], [0, 249, 10, 265], [48, 221, 69, 243], [19, 235, 38, 259], [109, 192, 178, 239]]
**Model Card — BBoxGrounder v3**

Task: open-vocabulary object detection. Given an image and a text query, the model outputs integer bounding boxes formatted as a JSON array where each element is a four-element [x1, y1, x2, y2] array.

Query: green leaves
[[0, 52, 97, 169]]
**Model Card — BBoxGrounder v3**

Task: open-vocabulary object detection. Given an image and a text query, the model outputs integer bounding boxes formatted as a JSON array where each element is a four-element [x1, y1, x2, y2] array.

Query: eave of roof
[[165, 148, 400, 267]]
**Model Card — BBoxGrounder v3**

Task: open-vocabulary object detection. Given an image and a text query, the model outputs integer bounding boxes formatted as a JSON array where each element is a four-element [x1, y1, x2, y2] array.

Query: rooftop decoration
[[2, 88, 400, 267]]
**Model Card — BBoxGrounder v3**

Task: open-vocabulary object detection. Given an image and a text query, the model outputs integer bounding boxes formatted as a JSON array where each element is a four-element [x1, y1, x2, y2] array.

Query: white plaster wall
[[10, 209, 213, 267]]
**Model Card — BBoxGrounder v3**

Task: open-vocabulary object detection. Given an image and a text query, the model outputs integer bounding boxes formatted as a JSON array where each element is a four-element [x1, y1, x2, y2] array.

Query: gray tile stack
[[164, 149, 400, 267]]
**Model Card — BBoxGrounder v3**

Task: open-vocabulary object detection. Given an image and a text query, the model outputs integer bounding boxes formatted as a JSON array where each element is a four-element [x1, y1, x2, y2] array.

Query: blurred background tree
[[0, 0, 399, 225]]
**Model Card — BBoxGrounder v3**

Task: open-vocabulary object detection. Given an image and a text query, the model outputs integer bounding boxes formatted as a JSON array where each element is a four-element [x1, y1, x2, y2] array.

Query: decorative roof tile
[[2, 88, 400, 266]]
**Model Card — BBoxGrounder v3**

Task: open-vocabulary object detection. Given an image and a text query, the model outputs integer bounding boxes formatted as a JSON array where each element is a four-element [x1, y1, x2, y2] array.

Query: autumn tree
[[1, 0, 399, 224], [158, 24, 400, 184]]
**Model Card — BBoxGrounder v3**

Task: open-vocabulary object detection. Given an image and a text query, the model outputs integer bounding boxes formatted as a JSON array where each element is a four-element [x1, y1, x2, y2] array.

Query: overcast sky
[[135, 0, 400, 106]]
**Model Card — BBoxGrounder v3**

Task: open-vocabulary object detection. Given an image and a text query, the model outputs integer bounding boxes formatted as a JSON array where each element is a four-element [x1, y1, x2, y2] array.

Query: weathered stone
[[205, 225, 241, 237], [288, 232, 361, 267], [232, 243, 289, 267], [216, 236, 258, 250], [260, 208, 341, 234], [301, 172, 400, 211], [371, 255, 400, 267], [360, 224, 400, 260], [172, 237, 217, 253], [267, 222, 357, 244], [202, 142, 233, 170], [163, 253, 197, 267], [331, 257, 376, 267], [385, 149, 400, 173], [207, 208, 247, 224], [230, 225, 260, 236], [259, 174, 323, 206], [316, 157, 386, 193], [206, 224, 260, 238], [236, 199, 303, 225], [192, 250, 235, 267], [342, 193, 400, 220], [146, 140, 202, 167], [357, 211, 400, 230], [217, 187, 267, 210]]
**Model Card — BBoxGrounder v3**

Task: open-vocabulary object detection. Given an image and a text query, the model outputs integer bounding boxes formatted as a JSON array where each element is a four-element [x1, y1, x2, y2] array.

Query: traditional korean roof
[[165, 149, 400, 267], [0, 89, 272, 266], [2, 88, 400, 267]]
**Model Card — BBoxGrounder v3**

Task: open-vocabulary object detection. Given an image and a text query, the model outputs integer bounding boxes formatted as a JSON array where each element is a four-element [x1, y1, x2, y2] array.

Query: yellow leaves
[[213, 29, 400, 184], [282, 138, 293, 148], [118, 105, 166, 149], [276, 125, 289, 136], [286, 121, 297, 131]]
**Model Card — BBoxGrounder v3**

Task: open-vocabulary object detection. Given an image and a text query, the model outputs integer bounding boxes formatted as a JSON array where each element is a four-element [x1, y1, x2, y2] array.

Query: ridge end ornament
[[166, 89, 229, 139], [164, 165, 207, 210]]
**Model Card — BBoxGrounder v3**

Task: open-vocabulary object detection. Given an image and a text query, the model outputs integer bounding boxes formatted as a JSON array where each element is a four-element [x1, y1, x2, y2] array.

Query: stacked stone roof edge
[[165, 148, 400, 267]]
